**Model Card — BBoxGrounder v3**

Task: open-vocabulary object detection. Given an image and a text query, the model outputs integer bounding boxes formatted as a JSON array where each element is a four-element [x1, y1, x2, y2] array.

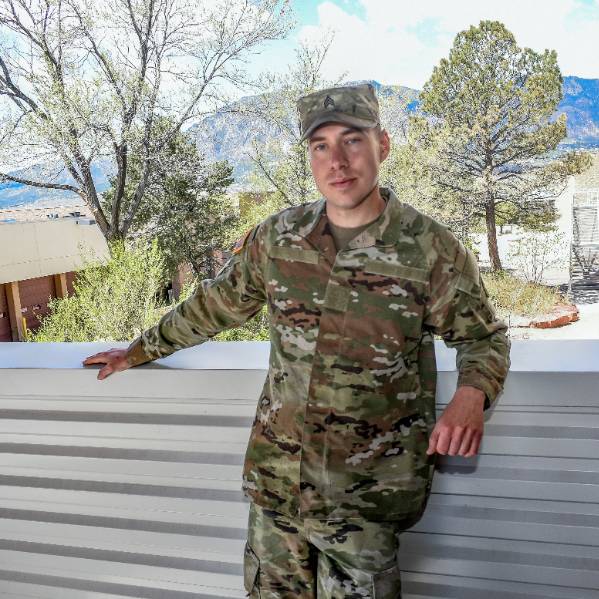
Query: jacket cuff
[[125, 337, 153, 367], [457, 370, 499, 410]]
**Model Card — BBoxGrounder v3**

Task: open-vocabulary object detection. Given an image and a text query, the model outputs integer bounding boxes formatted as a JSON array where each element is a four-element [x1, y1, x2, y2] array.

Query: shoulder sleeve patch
[[232, 227, 254, 255]]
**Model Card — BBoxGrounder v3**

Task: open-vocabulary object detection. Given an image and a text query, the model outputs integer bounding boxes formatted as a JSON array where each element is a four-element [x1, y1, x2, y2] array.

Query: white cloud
[[298, 0, 599, 89]]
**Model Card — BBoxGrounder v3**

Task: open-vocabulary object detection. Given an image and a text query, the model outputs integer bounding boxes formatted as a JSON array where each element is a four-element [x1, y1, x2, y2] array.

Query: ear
[[379, 129, 391, 162]]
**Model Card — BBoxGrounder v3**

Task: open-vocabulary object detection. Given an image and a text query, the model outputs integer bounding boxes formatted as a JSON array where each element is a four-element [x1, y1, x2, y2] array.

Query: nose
[[329, 142, 349, 170]]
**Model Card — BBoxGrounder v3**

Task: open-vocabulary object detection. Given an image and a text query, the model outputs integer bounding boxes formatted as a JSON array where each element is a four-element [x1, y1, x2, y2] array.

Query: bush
[[507, 230, 568, 285], [33, 240, 167, 342], [482, 271, 564, 320]]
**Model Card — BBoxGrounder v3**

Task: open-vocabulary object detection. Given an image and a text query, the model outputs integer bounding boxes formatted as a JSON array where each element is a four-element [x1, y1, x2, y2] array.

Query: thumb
[[98, 365, 113, 381]]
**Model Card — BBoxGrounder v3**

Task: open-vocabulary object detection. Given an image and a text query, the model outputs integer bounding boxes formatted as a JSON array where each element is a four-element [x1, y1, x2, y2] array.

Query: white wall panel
[[0, 340, 597, 598]]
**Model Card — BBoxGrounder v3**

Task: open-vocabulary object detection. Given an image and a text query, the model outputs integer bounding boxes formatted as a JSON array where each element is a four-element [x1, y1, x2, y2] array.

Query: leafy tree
[[103, 120, 236, 278], [0, 0, 290, 241], [381, 125, 469, 234], [398, 20, 591, 270], [33, 240, 167, 342]]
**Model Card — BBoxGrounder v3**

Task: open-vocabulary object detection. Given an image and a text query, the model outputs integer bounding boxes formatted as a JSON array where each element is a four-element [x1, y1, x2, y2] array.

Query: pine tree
[[404, 20, 591, 270]]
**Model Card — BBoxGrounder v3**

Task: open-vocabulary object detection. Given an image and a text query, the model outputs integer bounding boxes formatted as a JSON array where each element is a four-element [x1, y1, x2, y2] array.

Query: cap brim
[[299, 113, 378, 142]]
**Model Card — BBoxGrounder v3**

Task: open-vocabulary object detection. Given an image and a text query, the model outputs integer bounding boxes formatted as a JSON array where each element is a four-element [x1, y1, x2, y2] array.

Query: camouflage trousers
[[243, 501, 403, 598]]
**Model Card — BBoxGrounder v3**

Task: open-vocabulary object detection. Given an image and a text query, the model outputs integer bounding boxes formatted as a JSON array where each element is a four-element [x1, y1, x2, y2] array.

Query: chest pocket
[[339, 259, 429, 377], [266, 245, 323, 333]]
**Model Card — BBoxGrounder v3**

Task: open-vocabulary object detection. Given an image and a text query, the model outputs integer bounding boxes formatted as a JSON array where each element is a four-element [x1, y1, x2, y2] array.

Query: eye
[[346, 136, 361, 145], [313, 143, 326, 152]]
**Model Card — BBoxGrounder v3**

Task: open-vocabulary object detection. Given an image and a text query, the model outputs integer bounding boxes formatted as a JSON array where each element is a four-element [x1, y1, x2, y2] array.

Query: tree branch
[[0, 170, 81, 195]]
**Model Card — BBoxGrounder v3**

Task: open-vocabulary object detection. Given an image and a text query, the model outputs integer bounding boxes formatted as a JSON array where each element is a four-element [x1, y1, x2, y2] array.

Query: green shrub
[[482, 271, 564, 319], [33, 240, 167, 342]]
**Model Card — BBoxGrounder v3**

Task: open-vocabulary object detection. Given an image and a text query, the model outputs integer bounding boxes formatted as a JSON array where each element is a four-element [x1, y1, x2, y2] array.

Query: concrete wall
[[0, 340, 597, 598]]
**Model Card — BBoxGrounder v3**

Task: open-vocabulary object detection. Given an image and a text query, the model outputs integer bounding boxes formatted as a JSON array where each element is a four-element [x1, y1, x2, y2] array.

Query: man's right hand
[[82, 349, 132, 381]]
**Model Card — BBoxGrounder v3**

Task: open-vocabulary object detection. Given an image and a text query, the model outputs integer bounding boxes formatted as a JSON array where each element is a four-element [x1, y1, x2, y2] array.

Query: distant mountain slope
[[190, 76, 599, 183], [190, 81, 420, 184], [2, 76, 598, 207], [559, 76, 599, 143]]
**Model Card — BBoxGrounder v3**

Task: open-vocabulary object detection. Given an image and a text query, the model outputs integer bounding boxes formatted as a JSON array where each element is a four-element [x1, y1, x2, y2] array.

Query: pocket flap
[[364, 260, 429, 283], [269, 245, 320, 264], [455, 272, 479, 297]]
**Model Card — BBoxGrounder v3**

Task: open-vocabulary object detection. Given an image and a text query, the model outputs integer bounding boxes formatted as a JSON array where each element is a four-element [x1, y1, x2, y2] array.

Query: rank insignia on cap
[[232, 227, 253, 255], [324, 95, 335, 110]]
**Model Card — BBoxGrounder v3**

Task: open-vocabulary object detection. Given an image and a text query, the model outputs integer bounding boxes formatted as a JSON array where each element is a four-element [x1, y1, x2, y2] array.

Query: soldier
[[84, 83, 510, 598]]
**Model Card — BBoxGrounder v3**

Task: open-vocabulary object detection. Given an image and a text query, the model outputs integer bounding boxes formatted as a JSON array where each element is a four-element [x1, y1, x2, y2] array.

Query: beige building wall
[[0, 218, 109, 285]]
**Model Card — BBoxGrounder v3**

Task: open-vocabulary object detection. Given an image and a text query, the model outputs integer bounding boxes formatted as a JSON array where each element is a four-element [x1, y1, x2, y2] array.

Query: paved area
[[510, 302, 599, 339]]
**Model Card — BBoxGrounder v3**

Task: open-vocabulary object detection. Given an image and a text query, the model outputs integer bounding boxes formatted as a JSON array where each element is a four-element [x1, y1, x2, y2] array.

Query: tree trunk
[[87, 197, 111, 239], [485, 199, 502, 271]]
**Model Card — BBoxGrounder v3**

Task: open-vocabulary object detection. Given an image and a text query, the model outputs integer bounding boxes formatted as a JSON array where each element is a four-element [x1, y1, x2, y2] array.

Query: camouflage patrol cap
[[297, 83, 380, 142]]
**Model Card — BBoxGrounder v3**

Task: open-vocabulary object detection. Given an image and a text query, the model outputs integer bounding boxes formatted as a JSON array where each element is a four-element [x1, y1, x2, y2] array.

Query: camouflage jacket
[[127, 187, 510, 522]]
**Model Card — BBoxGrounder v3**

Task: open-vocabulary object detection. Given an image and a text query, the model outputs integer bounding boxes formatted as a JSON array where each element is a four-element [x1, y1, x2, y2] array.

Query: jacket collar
[[293, 187, 402, 250]]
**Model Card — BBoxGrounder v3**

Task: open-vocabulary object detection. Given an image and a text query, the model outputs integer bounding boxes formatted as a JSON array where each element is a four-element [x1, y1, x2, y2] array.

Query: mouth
[[329, 177, 357, 189]]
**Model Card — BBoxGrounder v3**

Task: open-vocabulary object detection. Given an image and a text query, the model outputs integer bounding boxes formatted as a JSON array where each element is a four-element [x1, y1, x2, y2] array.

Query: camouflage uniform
[[126, 84, 510, 597], [127, 187, 510, 596], [244, 501, 405, 598]]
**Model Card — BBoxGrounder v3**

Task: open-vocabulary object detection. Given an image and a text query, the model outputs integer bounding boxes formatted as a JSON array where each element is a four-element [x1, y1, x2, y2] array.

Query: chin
[[331, 190, 369, 207]]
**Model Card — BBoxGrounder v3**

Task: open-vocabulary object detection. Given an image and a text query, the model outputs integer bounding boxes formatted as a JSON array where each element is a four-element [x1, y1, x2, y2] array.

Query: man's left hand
[[426, 386, 485, 458]]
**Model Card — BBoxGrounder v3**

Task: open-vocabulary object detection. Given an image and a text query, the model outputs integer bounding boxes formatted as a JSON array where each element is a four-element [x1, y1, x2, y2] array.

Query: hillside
[[2, 76, 598, 206], [189, 76, 599, 183]]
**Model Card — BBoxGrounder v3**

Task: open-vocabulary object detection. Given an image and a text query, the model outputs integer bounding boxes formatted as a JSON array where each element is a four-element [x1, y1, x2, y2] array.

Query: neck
[[325, 184, 386, 228]]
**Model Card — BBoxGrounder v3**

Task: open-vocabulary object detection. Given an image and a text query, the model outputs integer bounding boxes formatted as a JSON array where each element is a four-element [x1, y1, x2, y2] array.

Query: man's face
[[307, 123, 390, 211]]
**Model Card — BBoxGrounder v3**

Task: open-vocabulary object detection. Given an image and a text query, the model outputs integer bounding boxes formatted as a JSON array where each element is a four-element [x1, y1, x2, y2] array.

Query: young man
[[84, 83, 510, 598]]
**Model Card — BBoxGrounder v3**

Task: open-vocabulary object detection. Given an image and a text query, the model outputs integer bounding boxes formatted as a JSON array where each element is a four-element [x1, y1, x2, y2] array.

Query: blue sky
[[253, 0, 599, 90]]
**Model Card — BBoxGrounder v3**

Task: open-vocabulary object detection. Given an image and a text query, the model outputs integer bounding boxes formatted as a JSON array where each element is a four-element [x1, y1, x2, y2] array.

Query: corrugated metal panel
[[0, 340, 597, 598]]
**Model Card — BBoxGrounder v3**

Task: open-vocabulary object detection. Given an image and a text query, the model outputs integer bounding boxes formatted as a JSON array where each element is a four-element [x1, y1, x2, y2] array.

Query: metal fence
[[571, 190, 599, 302]]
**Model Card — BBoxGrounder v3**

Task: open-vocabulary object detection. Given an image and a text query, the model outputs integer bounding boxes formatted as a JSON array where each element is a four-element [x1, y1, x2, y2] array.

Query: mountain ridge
[[2, 75, 598, 208]]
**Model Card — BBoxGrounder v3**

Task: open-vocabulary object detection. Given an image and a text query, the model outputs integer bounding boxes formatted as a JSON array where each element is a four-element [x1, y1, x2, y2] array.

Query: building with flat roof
[[0, 214, 109, 341]]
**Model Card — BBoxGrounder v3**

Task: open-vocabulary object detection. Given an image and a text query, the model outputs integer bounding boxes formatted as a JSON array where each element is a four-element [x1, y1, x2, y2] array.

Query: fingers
[[427, 426, 451, 455], [427, 426, 482, 457], [457, 428, 473, 455], [83, 354, 105, 365], [83, 350, 128, 382], [464, 432, 482, 458], [448, 427, 464, 456], [426, 428, 439, 455], [83, 350, 115, 365]]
